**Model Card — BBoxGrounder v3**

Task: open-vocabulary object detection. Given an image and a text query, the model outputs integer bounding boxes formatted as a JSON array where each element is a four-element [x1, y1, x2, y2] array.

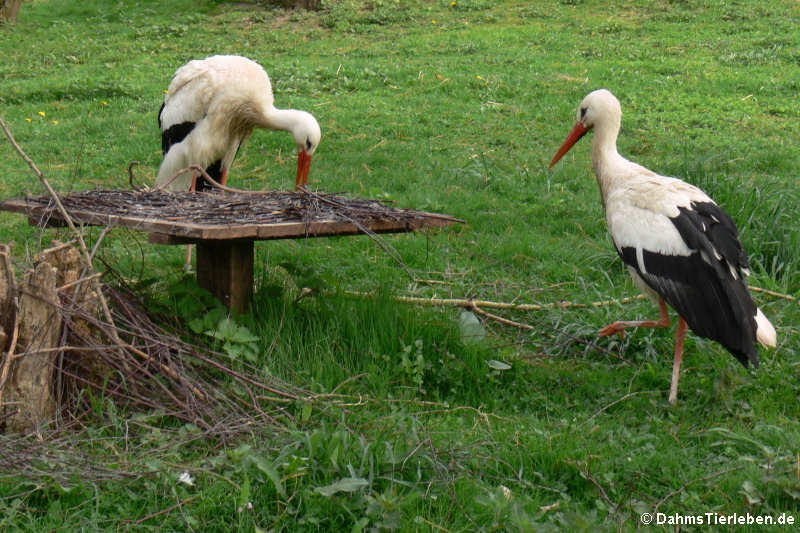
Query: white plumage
[[550, 89, 776, 404], [157, 55, 321, 191]]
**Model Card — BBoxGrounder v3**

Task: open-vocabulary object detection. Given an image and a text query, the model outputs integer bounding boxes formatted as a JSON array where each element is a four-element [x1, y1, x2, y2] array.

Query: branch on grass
[[129, 496, 199, 527], [470, 303, 534, 330], [749, 286, 797, 303], [570, 459, 618, 513], [341, 290, 648, 312], [653, 466, 743, 515], [577, 390, 661, 428]]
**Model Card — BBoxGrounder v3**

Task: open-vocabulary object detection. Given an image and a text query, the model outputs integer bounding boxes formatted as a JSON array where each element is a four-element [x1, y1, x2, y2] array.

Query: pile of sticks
[[15, 188, 458, 228], [0, 240, 305, 436]]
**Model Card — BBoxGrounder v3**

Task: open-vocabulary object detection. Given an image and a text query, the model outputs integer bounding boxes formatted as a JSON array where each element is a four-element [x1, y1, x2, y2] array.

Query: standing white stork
[[157, 55, 322, 192], [549, 89, 777, 404]]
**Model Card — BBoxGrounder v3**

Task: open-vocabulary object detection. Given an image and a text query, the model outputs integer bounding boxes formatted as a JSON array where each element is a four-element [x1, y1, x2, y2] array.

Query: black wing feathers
[[671, 202, 750, 278], [161, 121, 197, 155], [617, 200, 759, 367], [159, 101, 197, 155]]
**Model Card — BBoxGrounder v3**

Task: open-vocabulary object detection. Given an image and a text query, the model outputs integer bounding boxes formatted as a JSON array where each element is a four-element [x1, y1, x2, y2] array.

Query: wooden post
[[196, 240, 254, 315]]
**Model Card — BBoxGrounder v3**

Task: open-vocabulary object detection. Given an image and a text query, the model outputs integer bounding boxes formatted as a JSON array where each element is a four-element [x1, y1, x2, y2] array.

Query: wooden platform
[[1, 190, 461, 312]]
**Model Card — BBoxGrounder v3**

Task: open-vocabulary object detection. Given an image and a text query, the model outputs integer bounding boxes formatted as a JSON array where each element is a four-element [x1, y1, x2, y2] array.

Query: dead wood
[[0, 240, 306, 436], [0, 0, 22, 23], [2, 260, 60, 433], [0, 244, 14, 350]]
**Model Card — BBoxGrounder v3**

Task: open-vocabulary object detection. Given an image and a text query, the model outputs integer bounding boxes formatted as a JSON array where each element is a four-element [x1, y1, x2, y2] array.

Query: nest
[[13, 189, 459, 228]]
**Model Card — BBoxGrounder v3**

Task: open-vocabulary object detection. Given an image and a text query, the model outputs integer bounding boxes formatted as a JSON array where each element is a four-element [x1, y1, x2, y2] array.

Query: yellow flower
[[476, 75, 484, 80], [431, 19, 437, 24], [25, 117, 32, 123], [451, 1, 457, 5], [52, 120, 59, 125], [38, 111, 46, 117], [101, 101, 108, 106]]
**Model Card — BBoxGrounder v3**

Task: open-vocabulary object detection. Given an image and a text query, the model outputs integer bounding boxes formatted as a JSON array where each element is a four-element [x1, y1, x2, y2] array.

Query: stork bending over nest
[[156, 55, 322, 269]]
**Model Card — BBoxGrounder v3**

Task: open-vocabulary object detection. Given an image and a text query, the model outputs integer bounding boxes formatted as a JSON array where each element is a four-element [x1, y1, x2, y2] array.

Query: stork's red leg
[[668, 317, 688, 405], [184, 171, 198, 272], [598, 298, 671, 338], [220, 167, 229, 187]]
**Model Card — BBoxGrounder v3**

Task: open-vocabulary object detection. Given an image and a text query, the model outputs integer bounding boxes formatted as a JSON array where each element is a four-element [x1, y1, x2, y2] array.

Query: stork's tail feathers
[[755, 308, 777, 349]]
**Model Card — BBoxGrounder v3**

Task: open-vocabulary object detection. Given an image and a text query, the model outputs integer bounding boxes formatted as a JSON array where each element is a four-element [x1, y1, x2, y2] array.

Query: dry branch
[[341, 290, 649, 312], [0, 116, 121, 342]]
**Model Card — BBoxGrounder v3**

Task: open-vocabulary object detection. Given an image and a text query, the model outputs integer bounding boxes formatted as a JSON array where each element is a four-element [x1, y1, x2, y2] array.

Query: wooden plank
[[196, 241, 254, 314], [148, 217, 452, 245]]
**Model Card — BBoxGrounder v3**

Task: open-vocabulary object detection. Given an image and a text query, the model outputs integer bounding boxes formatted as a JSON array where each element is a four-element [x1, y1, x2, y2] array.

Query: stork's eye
[[305, 138, 312, 150], [580, 107, 587, 119]]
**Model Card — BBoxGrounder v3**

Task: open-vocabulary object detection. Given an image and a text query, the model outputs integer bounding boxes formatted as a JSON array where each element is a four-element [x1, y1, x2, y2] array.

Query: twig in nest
[[303, 188, 419, 281], [156, 165, 280, 195], [128, 161, 141, 190]]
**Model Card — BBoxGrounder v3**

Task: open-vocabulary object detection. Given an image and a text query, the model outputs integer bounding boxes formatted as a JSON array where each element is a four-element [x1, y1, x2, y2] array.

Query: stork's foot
[[598, 317, 670, 339], [598, 321, 629, 339], [598, 299, 672, 339]]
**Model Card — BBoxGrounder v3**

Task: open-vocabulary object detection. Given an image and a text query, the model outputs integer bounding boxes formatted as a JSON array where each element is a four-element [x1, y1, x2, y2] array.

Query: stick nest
[[17, 189, 458, 227]]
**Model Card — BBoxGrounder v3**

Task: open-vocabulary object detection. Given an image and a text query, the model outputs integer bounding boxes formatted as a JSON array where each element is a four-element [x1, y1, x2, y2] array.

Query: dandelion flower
[[451, 1, 457, 6], [101, 101, 108, 106], [25, 117, 32, 123], [52, 120, 59, 125], [38, 111, 46, 117], [431, 19, 437, 24]]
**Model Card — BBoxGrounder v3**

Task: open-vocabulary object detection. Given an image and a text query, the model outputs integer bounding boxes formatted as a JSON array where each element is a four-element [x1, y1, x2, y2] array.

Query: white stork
[[549, 89, 777, 404], [156, 55, 322, 192]]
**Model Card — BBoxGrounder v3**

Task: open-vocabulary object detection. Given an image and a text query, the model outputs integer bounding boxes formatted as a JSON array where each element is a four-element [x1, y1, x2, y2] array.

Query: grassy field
[[1, 0, 799, 530]]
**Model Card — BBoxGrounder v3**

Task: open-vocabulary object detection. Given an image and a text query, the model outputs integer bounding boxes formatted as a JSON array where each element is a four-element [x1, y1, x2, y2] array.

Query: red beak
[[295, 150, 312, 190], [549, 122, 589, 168]]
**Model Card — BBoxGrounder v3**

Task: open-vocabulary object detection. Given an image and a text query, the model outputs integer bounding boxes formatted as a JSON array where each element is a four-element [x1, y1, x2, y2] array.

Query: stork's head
[[549, 89, 621, 168], [292, 111, 322, 189]]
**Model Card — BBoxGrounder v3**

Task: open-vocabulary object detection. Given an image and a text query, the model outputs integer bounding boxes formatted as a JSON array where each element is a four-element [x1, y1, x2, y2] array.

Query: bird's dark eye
[[306, 138, 312, 150], [580, 107, 587, 119]]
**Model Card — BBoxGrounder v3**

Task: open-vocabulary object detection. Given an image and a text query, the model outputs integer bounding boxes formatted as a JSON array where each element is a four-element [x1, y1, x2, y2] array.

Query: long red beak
[[549, 122, 589, 168], [295, 150, 312, 190]]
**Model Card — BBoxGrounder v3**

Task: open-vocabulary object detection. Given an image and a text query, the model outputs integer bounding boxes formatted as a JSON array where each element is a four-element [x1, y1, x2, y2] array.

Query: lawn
[[1, 0, 799, 531]]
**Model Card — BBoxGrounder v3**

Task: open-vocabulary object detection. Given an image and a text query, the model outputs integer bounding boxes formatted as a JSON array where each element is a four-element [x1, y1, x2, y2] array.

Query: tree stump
[[0, 0, 22, 23], [0, 241, 102, 434], [1, 260, 60, 434]]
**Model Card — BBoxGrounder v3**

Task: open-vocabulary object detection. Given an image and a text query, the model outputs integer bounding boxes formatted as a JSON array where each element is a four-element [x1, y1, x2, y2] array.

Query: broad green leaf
[[315, 477, 369, 497], [486, 359, 511, 370]]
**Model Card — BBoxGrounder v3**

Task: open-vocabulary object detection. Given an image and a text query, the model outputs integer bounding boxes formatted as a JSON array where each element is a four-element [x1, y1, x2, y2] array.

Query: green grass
[[1, 0, 799, 530]]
